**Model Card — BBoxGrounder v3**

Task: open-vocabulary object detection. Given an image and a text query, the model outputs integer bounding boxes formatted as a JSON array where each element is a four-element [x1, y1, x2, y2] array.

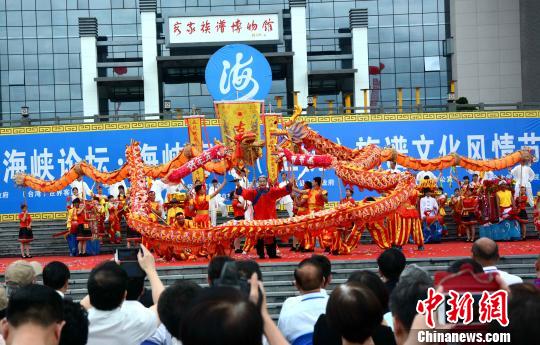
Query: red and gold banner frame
[[184, 115, 206, 184], [262, 113, 280, 183]]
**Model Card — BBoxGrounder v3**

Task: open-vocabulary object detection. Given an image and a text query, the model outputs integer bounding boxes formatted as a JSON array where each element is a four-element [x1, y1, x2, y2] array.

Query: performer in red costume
[[236, 175, 293, 259], [18, 204, 33, 258], [515, 185, 529, 240]]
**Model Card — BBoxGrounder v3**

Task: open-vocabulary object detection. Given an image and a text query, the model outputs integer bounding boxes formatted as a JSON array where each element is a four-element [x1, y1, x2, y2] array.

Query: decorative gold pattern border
[[1, 212, 67, 222], [1, 111, 538, 136]]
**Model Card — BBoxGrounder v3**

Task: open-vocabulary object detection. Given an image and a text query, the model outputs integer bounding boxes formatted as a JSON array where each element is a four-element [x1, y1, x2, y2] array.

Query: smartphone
[[116, 247, 146, 278]]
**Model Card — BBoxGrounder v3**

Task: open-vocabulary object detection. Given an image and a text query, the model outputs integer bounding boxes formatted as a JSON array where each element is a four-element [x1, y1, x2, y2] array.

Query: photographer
[[80, 244, 164, 345]]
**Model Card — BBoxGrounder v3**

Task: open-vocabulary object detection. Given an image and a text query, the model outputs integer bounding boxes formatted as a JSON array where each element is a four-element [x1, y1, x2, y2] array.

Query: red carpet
[[1, 240, 538, 274]]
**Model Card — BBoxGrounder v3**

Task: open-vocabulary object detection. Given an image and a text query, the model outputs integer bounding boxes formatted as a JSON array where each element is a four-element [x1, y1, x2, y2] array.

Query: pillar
[[344, 93, 352, 114], [289, 0, 309, 108], [140, 0, 160, 118], [397, 88, 403, 113], [350, 9, 370, 113], [78, 18, 98, 122]]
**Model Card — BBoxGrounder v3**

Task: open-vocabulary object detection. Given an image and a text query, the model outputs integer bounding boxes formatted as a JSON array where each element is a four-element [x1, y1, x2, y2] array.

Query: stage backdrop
[[0, 110, 539, 221]]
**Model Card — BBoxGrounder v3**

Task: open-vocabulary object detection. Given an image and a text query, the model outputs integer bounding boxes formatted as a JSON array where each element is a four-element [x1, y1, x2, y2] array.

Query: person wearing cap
[[166, 199, 183, 226], [4, 260, 43, 298], [209, 178, 229, 227], [18, 204, 33, 258], [236, 174, 294, 259]]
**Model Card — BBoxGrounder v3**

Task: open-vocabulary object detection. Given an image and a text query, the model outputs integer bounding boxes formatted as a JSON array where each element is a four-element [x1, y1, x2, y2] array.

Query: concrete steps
[[0, 207, 537, 257]]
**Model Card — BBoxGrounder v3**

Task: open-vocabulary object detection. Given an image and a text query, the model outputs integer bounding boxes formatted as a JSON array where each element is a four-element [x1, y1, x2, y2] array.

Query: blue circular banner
[[205, 44, 272, 101]]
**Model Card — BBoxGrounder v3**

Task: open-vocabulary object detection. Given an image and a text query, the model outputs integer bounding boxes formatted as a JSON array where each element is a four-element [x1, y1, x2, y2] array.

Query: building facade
[[1, 0, 452, 122]]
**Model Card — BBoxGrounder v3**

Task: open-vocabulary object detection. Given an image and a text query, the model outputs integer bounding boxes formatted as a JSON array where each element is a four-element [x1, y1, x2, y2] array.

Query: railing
[[1, 102, 539, 127]]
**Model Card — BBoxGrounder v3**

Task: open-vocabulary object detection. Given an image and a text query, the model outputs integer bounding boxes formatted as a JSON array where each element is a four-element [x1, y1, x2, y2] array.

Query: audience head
[[125, 277, 145, 301], [310, 254, 332, 288], [158, 280, 203, 340], [472, 237, 499, 267], [489, 283, 540, 344], [294, 259, 324, 293], [326, 282, 383, 345], [5, 260, 43, 297], [207, 256, 235, 286], [304, 180, 313, 189], [0, 286, 6, 319], [348, 270, 389, 312], [181, 287, 263, 345], [377, 248, 406, 283], [43, 261, 70, 293], [58, 300, 88, 345], [236, 260, 263, 281], [1, 284, 64, 345], [390, 276, 432, 345], [399, 264, 432, 286], [87, 261, 128, 311], [447, 258, 484, 274]]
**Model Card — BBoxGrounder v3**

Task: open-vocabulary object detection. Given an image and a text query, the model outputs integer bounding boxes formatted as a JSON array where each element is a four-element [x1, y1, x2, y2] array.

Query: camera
[[116, 247, 146, 278], [213, 262, 262, 308]]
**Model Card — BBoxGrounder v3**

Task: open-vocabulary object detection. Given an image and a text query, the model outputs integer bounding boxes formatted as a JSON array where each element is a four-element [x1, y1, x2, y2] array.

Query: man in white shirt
[[419, 189, 438, 220], [278, 173, 294, 217], [510, 160, 535, 206], [81, 244, 164, 345], [149, 179, 167, 204], [106, 180, 127, 198], [386, 161, 402, 173], [278, 260, 329, 344], [71, 176, 92, 200], [230, 167, 250, 189], [472, 238, 523, 286], [209, 179, 229, 226]]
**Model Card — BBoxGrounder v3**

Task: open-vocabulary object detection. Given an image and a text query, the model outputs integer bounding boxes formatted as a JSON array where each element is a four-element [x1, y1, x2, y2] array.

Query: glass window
[[55, 69, 70, 84], [409, 14, 422, 26], [8, 71, 24, 85], [69, 54, 80, 68], [410, 42, 423, 56], [368, 44, 380, 58], [379, 15, 393, 27], [55, 85, 70, 99], [69, 84, 81, 99], [396, 73, 411, 88], [378, 0, 393, 15], [394, 27, 409, 42], [6, 0, 22, 10], [25, 69, 39, 85], [7, 26, 22, 38], [422, 0, 437, 13], [425, 72, 440, 87], [411, 57, 424, 72], [39, 54, 54, 69], [22, 11, 36, 26], [36, 11, 52, 26], [69, 70, 81, 84], [22, 0, 36, 10], [89, 0, 109, 9], [25, 86, 39, 100], [8, 54, 24, 69], [38, 69, 54, 84], [394, 0, 408, 14], [39, 85, 54, 99], [379, 58, 395, 73], [9, 86, 25, 101], [410, 26, 423, 41], [53, 25, 68, 37], [8, 39, 23, 54], [39, 101, 55, 112], [422, 13, 438, 25], [52, 11, 67, 25], [395, 58, 410, 73], [423, 25, 438, 40], [395, 43, 409, 57], [379, 43, 394, 58], [409, 0, 423, 13], [90, 9, 111, 25], [309, 2, 333, 17], [37, 26, 53, 39], [379, 28, 394, 43], [38, 39, 53, 53], [394, 14, 408, 26], [411, 72, 424, 87], [424, 41, 439, 55]]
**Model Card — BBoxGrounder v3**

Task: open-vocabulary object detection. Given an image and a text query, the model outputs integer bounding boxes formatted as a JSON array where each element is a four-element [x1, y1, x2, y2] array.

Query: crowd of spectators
[[0, 239, 538, 345]]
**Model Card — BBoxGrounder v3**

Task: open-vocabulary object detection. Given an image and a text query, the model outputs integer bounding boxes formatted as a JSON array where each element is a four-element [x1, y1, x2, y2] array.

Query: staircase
[[33, 255, 540, 319], [0, 208, 537, 257]]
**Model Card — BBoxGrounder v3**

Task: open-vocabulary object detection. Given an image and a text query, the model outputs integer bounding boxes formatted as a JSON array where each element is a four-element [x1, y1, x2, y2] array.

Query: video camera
[[212, 261, 262, 308]]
